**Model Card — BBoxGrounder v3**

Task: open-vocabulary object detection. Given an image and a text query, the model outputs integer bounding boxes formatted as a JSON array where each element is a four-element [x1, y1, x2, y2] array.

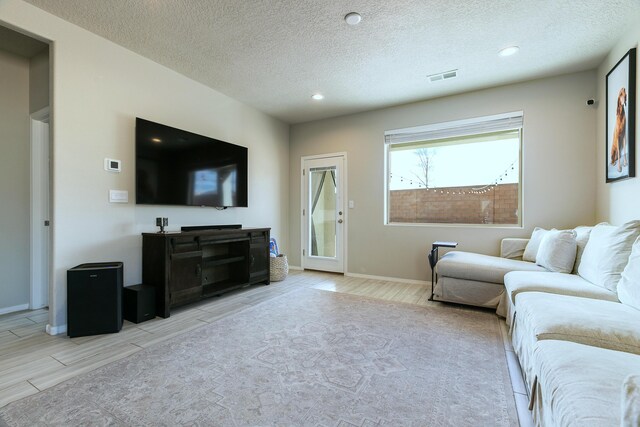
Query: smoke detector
[[427, 69, 458, 83], [345, 12, 362, 25], [499, 46, 520, 57]]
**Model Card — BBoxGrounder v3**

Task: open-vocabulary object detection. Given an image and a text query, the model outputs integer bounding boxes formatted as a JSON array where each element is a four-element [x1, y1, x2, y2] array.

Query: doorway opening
[[30, 107, 51, 310]]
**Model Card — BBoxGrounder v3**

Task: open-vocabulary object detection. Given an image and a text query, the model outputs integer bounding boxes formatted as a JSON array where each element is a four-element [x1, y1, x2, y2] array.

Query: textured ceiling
[[21, 0, 640, 123], [0, 25, 48, 58]]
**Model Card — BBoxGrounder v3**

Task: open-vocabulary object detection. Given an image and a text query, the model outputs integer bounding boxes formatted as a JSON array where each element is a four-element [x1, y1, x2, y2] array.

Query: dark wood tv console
[[142, 227, 270, 318]]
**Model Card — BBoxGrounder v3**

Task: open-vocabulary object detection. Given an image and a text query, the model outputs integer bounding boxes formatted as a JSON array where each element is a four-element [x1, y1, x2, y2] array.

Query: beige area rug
[[0, 288, 517, 426]]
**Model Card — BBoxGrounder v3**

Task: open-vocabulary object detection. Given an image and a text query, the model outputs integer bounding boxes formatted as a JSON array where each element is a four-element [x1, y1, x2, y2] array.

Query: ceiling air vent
[[427, 69, 458, 83]]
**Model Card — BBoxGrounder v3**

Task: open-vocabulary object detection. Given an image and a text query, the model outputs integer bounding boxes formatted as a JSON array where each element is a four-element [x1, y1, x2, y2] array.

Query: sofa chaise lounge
[[434, 221, 640, 426]]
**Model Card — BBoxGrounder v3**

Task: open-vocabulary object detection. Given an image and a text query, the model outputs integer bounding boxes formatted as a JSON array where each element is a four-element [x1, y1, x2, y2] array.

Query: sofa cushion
[[523, 227, 548, 262], [500, 238, 529, 260], [511, 291, 639, 388], [572, 225, 594, 274], [500, 271, 618, 325], [578, 220, 640, 292], [535, 229, 577, 273], [618, 236, 640, 311], [436, 251, 546, 284], [516, 292, 640, 354], [532, 340, 640, 427]]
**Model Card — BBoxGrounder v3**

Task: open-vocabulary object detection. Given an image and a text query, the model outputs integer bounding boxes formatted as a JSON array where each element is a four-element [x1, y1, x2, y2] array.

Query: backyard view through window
[[385, 113, 522, 225]]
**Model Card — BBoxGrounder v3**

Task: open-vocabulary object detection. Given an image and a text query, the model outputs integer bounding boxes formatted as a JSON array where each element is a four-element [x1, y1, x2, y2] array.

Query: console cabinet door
[[169, 237, 203, 306], [249, 231, 269, 283], [169, 253, 202, 305]]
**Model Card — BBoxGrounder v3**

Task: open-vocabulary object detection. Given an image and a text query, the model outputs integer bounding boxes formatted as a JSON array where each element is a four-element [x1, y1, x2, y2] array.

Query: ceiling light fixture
[[344, 12, 362, 25], [151, 138, 162, 143], [499, 46, 520, 57], [311, 93, 324, 100]]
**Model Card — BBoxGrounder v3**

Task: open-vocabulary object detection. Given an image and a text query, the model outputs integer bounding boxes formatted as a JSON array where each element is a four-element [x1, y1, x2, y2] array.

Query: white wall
[[0, 0, 290, 330], [29, 47, 48, 113], [595, 28, 640, 224], [0, 49, 30, 312], [290, 71, 597, 281]]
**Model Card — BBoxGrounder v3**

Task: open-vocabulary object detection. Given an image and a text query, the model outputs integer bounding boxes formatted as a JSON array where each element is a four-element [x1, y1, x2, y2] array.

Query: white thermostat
[[104, 158, 121, 172]]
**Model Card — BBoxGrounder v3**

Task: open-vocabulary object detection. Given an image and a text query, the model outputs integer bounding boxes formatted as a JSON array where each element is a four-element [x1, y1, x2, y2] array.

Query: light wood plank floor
[[0, 270, 531, 425]]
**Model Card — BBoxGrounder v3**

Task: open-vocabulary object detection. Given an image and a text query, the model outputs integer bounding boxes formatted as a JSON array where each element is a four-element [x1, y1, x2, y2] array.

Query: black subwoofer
[[123, 284, 156, 324], [67, 262, 123, 338]]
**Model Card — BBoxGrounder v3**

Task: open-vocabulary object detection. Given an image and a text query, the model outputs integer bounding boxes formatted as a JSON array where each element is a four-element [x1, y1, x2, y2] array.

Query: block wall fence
[[389, 183, 518, 224]]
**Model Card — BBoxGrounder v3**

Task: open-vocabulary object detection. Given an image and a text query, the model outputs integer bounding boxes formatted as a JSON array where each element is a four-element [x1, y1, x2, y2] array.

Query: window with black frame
[[385, 112, 523, 226]]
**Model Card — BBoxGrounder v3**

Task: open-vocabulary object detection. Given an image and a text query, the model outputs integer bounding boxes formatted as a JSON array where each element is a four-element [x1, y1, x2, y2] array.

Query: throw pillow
[[618, 236, 640, 310], [535, 229, 577, 273], [523, 227, 548, 262], [572, 225, 595, 274], [578, 220, 640, 292]]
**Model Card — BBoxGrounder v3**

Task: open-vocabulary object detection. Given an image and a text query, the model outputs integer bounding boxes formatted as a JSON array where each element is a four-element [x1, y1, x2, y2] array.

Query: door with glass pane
[[302, 155, 345, 273]]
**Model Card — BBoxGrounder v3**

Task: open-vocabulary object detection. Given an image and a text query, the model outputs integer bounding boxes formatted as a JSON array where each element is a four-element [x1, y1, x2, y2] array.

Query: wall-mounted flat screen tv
[[136, 118, 248, 208]]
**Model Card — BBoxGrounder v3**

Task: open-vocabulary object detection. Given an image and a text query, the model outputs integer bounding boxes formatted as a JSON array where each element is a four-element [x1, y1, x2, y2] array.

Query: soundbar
[[181, 224, 242, 231]]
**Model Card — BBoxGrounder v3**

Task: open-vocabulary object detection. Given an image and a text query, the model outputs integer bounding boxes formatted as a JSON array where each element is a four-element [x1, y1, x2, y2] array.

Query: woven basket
[[270, 255, 288, 282]]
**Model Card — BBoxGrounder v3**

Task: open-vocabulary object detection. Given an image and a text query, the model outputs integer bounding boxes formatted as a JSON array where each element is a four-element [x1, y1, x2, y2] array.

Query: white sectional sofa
[[512, 292, 640, 389], [434, 225, 594, 311], [433, 249, 546, 308], [500, 270, 618, 326], [531, 341, 640, 427], [435, 220, 640, 426]]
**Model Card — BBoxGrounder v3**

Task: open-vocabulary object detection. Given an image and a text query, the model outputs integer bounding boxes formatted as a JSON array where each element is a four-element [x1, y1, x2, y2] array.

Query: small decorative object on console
[[156, 217, 168, 233]]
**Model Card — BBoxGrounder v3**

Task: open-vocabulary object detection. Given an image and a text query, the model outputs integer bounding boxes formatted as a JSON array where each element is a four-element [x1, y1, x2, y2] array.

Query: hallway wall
[[0, 49, 30, 313]]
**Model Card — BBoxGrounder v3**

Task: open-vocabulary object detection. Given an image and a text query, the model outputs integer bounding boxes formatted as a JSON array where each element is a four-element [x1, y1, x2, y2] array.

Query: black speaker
[[67, 262, 123, 338], [123, 284, 156, 323]]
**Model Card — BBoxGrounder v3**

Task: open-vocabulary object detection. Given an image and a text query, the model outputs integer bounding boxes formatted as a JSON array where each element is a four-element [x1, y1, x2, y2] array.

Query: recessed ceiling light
[[499, 46, 520, 57], [344, 12, 362, 25], [311, 93, 324, 100], [151, 137, 162, 143]]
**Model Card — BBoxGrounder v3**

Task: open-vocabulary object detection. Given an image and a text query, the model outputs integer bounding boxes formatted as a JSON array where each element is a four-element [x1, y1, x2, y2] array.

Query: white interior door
[[302, 154, 345, 273], [30, 108, 50, 309]]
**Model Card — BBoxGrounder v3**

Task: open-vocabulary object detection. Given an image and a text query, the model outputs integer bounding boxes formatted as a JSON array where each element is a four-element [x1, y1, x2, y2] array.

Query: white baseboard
[[0, 303, 30, 316], [345, 272, 429, 285], [293, 268, 428, 285], [46, 323, 67, 336]]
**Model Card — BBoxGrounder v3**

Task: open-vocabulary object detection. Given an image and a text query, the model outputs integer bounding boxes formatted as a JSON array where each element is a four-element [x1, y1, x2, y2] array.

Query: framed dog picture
[[606, 47, 636, 182]]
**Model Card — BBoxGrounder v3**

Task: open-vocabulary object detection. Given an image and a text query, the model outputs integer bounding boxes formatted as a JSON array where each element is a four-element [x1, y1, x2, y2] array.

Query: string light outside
[[389, 161, 517, 195]]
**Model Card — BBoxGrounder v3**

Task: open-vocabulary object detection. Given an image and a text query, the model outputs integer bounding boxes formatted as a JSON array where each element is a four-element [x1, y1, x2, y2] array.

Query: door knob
[[338, 219, 343, 224]]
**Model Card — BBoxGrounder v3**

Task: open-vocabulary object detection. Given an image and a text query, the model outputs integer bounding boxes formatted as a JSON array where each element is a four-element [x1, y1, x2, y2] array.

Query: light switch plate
[[348, 200, 355, 209], [109, 190, 128, 203]]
